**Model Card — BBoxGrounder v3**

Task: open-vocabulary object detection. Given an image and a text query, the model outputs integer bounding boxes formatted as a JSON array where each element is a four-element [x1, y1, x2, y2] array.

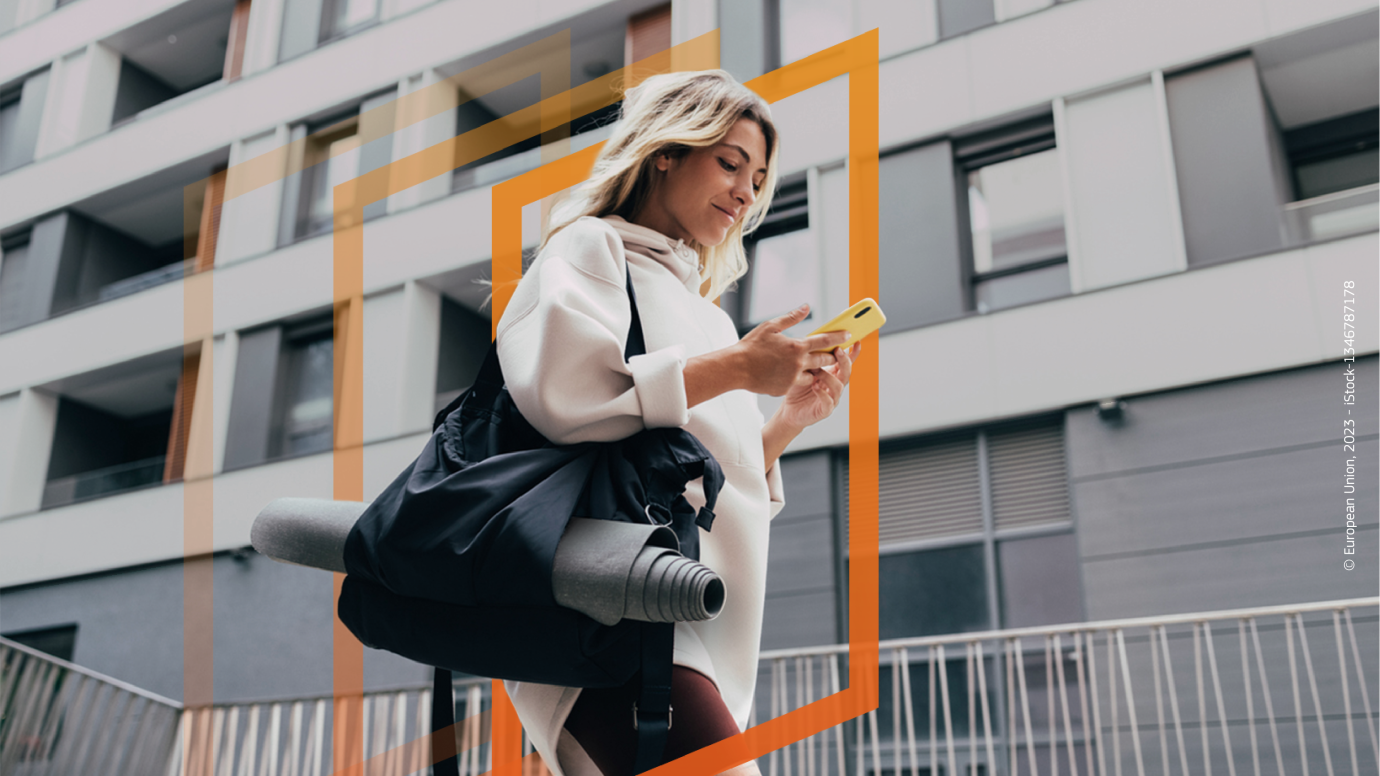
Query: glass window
[[967, 149, 1066, 273], [0, 91, 22, 170], [746, 228, 818, 325], [278, 330, 334, 457], [878, 544, 989, 639], [997, 532, 1084, 628], [1281, 108, 1380, 245], [295, 115, 361, 240], [322, 0, 379, 39], [957, 117, 1070, 314], [725, 177, 818, 333]]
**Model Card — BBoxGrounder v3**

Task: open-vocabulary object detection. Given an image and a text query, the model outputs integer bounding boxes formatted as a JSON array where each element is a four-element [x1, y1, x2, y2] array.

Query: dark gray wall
[[223, 325, 284, 471], [1166, 55, 1290, 267], [762, 451, 839, 651], [111, 60, 178, 125], [0, 68, 50, 174], [0, 551, 429, 703], [879, 141, 968, 332], [1068, 355, 1380, 618], [435, 296, 489, 396], [938, 0, 995, 39], [718, 0, 773, 82]]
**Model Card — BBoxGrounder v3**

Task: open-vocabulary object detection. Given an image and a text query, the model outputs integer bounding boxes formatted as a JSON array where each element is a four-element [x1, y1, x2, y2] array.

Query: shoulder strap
[[632, 621, 675, 774], [431, 667, 460, 776], [623, 260, 646, 361]]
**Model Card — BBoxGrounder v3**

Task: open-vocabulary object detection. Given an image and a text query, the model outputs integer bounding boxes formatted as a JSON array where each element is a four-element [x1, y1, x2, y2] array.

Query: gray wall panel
[[761, 589, 837, 650], [765, 514, 834, 596], [0, 551, 428, 703], [718, 0, 771, 83], [879, 142, 967, 332], [1075, 438, 1379, 557], [222, 325, 284, 470], [1166, 55, 1288, 267], [0, 68, 49, 174], [1066, 356, 1379, 479], [1081, 530, 1379, 619], [776, 449, 831, 521]]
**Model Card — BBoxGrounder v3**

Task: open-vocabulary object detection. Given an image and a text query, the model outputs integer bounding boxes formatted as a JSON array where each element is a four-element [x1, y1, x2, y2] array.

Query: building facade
[[0, 0, 1376, 772]]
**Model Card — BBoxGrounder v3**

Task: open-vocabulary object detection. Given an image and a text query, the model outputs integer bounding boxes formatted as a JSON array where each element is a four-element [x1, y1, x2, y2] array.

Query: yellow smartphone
[[808, 298, 887, 353]]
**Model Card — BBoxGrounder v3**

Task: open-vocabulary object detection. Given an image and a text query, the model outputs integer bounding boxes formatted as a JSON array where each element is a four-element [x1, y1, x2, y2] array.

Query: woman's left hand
[[776, 340, 861, 429]]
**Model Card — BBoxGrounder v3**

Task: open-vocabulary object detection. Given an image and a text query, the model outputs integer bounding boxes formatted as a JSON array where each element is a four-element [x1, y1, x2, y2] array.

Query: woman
[[495, 69, 861, 776]]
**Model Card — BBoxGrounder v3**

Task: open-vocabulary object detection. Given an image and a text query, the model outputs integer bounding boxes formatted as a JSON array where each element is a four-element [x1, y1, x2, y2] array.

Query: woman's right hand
[[731, 304, 853, 397]]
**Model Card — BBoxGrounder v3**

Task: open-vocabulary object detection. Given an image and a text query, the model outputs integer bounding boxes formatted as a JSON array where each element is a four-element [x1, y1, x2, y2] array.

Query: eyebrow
[[722, 143, 768, 175]]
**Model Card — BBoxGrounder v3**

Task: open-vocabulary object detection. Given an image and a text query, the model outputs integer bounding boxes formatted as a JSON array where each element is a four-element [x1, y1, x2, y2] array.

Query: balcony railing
[[40, 454, 167, 509], [755, 597, 1379, 776], [1283, 183, 1380, 247], [0, 637, 182, 776], [4, 599, 1374, 775]]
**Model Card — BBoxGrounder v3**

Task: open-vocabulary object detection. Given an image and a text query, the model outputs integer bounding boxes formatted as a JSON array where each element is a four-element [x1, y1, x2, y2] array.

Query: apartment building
[[0, 0, 1376, 773]]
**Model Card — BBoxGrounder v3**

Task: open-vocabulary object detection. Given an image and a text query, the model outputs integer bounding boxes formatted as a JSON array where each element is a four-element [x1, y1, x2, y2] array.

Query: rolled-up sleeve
[[495, 221, 693, 445]]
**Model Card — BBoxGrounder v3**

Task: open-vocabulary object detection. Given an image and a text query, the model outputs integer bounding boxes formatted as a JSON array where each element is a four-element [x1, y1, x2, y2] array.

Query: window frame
[[268, 315, 336, 461], [952, 114, 1071, 315], [723, 173, 815, 336]]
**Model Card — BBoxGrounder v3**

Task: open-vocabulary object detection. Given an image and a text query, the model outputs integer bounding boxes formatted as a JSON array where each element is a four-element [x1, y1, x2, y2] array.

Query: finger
[[817, 369, 844, 401], [808, 352, 841, 370], [802, 329, 852, 353], [834, 344, 854, 384], [767, 303, 812, 332]]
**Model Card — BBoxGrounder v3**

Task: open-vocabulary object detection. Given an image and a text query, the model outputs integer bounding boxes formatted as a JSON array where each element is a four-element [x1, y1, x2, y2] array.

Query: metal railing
[[40, 454, 167, 510], [9, 599, 1375, 775], [0, 636, 183, 776], [754, 597, 1380, 776]]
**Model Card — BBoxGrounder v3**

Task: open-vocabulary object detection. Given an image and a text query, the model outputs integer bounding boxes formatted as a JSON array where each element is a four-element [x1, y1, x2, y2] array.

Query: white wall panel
[[0, 389, 54, 517], [210, 331, 237, 475], [361, 285, 407, 443], [1261, 0, 1378, 36], [857, 0, 937, 59], [768, 73, 849, 174], [1061, 78, 1184, 292], [217, 126, 289, 265]]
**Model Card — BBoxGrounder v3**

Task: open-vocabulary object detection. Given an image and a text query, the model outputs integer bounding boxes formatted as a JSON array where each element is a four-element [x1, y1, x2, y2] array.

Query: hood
[[600, 215, 703, 293]]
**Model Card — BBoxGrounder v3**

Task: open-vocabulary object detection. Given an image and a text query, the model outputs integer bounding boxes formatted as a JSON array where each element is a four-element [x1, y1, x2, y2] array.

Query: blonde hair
[[543, 69, 780, 301]]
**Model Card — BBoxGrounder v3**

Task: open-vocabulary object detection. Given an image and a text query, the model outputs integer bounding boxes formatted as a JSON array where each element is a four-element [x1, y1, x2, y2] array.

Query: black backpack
[[337, 263, 724, 775]]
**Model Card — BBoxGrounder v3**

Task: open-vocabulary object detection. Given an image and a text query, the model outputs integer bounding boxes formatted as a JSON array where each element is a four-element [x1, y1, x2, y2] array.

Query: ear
[[654, 152, 673, 173]]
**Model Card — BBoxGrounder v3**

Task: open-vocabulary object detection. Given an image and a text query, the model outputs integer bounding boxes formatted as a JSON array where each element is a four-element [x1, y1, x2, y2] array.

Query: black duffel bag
[[337, 262, 724, 776]]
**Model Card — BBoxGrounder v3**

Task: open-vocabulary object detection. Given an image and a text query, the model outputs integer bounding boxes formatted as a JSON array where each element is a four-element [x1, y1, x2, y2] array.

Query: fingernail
[[798, 303, 809, 312]]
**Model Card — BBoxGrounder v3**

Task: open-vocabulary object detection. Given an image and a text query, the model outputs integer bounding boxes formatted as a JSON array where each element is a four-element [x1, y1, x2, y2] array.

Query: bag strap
[[427, 261, 653, 775], [632, 621, 675, 774], [432, 667, 460, 776]]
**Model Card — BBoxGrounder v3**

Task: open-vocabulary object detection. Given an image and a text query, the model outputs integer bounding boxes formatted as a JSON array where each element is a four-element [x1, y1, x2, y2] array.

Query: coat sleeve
[[495, 219, 693, 445]]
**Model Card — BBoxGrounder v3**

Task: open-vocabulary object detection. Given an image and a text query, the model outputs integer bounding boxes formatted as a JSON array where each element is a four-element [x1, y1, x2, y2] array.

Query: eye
[[719, 158, 737, 173]]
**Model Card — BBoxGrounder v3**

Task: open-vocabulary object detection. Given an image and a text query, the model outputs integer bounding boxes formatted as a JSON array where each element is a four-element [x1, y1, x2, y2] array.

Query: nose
[[731, 176, 756, 209]]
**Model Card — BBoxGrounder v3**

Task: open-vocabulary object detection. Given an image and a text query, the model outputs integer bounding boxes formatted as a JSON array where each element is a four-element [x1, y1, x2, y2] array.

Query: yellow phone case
[[808, 298, 887, 353]]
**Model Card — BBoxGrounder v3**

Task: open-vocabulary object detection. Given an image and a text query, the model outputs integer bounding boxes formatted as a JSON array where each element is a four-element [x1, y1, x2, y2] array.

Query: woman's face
[[643, 117, 769, 247]]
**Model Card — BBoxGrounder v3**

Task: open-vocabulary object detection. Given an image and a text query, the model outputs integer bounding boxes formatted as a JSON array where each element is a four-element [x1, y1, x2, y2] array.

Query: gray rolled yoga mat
[[250, 498, 724, 625]]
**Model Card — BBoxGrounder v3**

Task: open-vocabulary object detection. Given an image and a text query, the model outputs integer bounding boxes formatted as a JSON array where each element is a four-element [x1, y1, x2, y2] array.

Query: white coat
[[495, 214, 786, 776]]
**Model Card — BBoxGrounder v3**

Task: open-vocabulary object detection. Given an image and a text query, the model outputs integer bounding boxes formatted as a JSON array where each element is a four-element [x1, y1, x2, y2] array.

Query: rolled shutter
[[987, 416, 1070, 531]]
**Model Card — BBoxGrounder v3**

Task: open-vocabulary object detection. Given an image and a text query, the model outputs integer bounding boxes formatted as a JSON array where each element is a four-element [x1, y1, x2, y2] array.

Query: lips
[[713, 204, 736, 224]]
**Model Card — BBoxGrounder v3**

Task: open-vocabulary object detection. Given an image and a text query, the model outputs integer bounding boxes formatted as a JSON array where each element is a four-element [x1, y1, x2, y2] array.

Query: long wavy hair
[[542, 69, 780, 301]]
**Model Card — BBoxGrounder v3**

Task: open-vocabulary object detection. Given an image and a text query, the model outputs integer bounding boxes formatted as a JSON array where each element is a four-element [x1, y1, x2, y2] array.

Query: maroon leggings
[[562, 666, 741, 776]]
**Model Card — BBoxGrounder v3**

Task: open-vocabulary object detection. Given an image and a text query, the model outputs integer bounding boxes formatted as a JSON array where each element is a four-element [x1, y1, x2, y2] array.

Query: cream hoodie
[[496, 214, 786, 776]]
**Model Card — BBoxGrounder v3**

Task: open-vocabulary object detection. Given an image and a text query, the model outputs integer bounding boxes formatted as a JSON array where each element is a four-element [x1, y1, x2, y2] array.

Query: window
[[954, 114, 1071, 314], [321, 0, 379, 41], [842, 414, 1082, 638], [279, 0, 380, 62], [273, 317, 334, 459], [722, 176, 819, 334], [224, 312, 337, 470], [1280, 108, 1379, 244], [1, 624, 77, 662], [282, 91, 396, 244], [434, 295, 489, 416], [0, 68, 50, 174]]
